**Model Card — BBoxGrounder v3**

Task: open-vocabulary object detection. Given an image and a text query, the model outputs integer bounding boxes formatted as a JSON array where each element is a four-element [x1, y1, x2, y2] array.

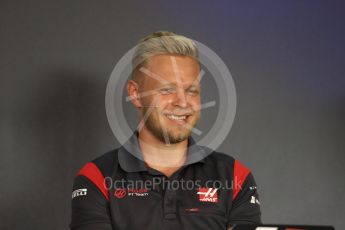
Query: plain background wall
[[1, 0, 344, 229]]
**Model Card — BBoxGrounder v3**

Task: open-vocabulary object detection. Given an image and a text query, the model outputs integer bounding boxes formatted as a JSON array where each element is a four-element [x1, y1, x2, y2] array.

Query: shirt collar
[[118, 130, 210, 173]]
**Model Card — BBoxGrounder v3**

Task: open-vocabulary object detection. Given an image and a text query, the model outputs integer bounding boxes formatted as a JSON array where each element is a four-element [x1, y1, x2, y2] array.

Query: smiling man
[[70, 31, 261, 230], [128, 51, 202, 176]]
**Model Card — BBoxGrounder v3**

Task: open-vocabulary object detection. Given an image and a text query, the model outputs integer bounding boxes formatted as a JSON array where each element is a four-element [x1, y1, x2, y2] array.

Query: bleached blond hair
[[131, 31, 199, 79]]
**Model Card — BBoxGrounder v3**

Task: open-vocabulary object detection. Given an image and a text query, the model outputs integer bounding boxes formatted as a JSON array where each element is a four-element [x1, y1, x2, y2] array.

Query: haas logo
[[197, 188, 218, 203], [114, 188, 127, 199]]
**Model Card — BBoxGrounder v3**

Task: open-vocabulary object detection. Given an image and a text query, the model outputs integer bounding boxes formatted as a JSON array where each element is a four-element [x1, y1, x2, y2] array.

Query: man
[[70, 31, 261, 230]]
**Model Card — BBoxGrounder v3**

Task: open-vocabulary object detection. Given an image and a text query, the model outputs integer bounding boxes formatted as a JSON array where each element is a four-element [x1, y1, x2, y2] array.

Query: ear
[[127, 80, 143, 108]]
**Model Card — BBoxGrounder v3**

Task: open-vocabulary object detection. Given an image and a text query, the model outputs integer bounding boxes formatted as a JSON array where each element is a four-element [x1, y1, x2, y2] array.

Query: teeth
[[166, 114, 186, 121]]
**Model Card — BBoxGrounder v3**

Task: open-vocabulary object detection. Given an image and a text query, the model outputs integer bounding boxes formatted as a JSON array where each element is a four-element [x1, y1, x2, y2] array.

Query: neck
[[138, 127, 188, 177]]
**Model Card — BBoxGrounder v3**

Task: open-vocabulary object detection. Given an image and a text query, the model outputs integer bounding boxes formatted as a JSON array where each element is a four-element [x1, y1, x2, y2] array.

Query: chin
[[167, 132, 191, 144], [168, 137, 188, 144]]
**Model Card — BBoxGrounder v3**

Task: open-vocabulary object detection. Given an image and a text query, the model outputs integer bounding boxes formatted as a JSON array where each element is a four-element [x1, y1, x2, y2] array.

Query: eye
[[187, 88, 199, 96], [159, 87, 176, 95]]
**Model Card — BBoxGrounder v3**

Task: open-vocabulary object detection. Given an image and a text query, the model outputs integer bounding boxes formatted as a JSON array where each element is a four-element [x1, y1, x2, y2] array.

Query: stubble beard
[[142, 107, 200, 145]]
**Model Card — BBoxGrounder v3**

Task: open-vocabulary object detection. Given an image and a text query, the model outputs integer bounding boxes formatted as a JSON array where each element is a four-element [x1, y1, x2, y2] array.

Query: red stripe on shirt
[[77, 162, 109, 201], [232, 160, 250, 201]]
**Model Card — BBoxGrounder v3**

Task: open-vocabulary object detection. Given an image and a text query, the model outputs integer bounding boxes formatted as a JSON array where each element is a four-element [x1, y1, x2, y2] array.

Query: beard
[[142, 107, 200, 144]]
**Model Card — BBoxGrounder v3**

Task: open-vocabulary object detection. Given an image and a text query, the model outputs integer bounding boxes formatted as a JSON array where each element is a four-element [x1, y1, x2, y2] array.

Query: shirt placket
[[163, 187, 177, 220]]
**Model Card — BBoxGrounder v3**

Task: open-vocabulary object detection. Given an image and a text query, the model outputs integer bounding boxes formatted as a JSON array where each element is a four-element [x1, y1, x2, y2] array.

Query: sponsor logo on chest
[[114, 188, 149, 198], [197, 188, 218, 203]]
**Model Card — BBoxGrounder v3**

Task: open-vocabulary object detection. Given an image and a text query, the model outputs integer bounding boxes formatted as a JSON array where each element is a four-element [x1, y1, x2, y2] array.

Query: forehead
[[143, 54, 200, 86]]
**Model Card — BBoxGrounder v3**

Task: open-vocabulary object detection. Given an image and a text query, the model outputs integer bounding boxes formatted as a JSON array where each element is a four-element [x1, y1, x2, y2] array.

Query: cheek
[[140, 96, 152, 107], [158, 96, 174, 107], [190, 98, 201, 111], [141, 94, 161, 107]]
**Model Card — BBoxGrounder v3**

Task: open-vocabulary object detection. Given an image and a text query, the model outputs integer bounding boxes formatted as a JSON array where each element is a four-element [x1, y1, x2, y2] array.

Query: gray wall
[[1, 0, 344, 229]]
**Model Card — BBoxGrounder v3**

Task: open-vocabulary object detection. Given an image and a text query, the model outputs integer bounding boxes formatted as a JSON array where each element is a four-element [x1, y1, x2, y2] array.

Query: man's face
[[137, 54, 201, 144]]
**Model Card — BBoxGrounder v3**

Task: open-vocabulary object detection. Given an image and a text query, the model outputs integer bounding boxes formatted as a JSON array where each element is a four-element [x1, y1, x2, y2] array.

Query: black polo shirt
[[70, 132, 261, 230]]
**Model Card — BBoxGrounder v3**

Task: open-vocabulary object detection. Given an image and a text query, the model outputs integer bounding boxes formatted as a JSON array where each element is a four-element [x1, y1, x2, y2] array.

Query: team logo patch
[[114, 188, 127, 198], [114, 188, 149, 198], [197, 187, 218, 203]]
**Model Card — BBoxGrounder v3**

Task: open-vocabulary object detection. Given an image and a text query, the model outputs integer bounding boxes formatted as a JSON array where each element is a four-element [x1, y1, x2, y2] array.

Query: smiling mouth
[[164, 114, 191, 123], [166, 114, 186, 120]]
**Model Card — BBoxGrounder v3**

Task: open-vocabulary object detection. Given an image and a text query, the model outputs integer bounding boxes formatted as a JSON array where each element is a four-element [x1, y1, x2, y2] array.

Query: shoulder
[[73, 149, 120, 201], [76, 148, 120, 180], [208, 151, 236, 163], [206, 151, 251, 172], [206, 151, 256, 201], [203, 150, 252, 182], [91, 149, 120, 177]]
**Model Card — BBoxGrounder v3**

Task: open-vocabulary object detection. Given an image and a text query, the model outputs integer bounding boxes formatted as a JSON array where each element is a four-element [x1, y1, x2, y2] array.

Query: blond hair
[[131, 31, 199, 79]]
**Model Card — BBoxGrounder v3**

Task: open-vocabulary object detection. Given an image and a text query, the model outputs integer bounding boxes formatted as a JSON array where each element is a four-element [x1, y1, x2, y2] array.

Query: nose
[[173, 88, 188, 108]]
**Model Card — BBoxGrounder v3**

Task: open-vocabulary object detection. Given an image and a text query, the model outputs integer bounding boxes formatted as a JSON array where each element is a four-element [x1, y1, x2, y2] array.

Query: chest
[[107, 169, 234, 230]]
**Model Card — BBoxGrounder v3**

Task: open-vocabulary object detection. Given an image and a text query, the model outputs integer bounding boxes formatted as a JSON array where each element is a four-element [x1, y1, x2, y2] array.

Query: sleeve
[[70, 163, 113, 230], [227, 160, 262, 227]]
